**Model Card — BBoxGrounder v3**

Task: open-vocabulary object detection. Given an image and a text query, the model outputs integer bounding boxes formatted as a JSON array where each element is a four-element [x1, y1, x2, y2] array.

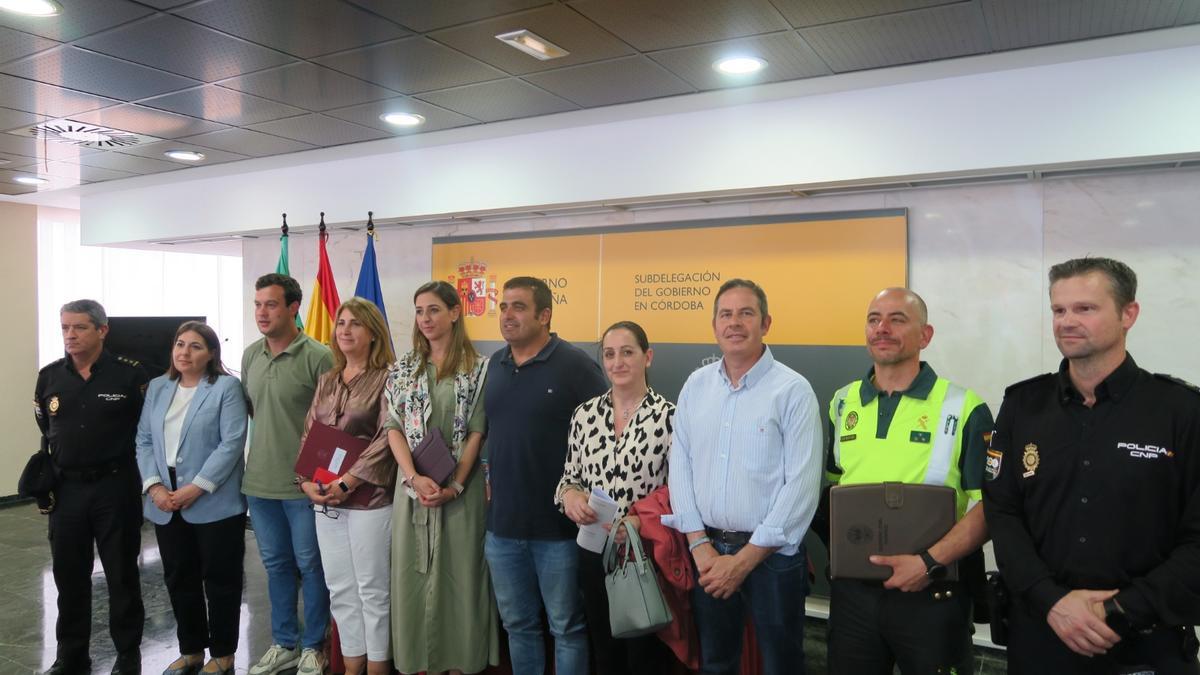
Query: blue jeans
[[484, 533, 588, 675], [691, 540, 809, 675], [247, 496, 330, 649]]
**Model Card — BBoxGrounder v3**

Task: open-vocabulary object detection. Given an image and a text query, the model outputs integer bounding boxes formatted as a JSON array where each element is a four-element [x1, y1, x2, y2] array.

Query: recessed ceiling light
[[0, 0, 62, 16], [713, 56, 767, 75], [13, 175, 48, 185], [164, 150, 205, 161], [495, 29, 569, 61], [379, 112, 425, 127]]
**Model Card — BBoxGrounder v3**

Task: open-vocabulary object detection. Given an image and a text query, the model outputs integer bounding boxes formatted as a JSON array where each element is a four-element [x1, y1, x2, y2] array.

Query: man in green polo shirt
[[241, 273, 333, 675], [823, 287, 993, 674]]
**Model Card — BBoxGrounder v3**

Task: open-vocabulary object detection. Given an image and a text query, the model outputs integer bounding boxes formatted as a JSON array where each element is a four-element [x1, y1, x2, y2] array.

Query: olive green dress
[[390, 364, 498, 673]]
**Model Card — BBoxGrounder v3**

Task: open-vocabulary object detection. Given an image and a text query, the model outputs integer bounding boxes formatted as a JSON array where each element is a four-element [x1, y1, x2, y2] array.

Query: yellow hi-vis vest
[[829, 377, 983, 519]]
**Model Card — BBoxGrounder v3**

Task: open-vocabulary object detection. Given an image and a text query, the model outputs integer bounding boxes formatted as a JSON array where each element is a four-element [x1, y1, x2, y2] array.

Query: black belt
[[706, 527, 753, 547], [59, 459, 125, 482]]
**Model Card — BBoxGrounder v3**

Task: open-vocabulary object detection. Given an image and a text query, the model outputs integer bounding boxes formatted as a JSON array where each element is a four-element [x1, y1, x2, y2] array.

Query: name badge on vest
[[910, 430, 932, 444]]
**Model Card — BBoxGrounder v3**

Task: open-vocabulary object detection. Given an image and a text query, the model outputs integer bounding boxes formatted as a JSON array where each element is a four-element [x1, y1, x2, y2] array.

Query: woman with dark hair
[[136, 321, 248, 675], [387, 280, 498, 674], [555, 320, 676, 675], [298, 297, 398, 675]]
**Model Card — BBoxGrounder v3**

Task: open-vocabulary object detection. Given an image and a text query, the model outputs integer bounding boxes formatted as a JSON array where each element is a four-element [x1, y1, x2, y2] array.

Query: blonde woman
[[298, 298, 397, 675], [387, 281, 498, 674]]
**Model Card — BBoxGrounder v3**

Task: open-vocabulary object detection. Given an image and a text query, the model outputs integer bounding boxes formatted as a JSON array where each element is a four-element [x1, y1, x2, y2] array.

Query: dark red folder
[[294, 422, 373, 508]]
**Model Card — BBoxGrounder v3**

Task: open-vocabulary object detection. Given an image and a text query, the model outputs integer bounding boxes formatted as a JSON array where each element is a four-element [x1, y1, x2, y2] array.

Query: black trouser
[[1007, 598, 1200, 675], [578, 547, 672, 675], [155, 510, 246, 657], [828, 577, 974, 674], [48, 464, 144, 662]]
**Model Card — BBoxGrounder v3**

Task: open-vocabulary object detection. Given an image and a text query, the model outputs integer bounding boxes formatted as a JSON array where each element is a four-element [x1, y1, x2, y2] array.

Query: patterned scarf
[[387, 350, 487, 455]]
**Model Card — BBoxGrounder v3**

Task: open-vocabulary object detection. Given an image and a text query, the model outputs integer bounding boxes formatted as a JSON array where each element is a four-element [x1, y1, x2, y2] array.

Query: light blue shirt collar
[[717, 345, 775, 390]]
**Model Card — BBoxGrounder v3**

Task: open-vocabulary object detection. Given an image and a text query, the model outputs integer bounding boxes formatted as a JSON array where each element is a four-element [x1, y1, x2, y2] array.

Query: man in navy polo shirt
[[484, 276, 608, 675]]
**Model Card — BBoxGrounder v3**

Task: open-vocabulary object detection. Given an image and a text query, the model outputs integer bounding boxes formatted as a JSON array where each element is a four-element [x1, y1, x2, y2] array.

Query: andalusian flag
[[304, 228, 340, 346], [276, 229, 303, 330]]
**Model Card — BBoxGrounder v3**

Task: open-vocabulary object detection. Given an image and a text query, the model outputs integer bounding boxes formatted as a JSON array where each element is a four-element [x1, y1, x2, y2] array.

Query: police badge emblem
[[48, 396, 59, 416], [845, 411, 859, 431], [1022, 443, 1039, 478]]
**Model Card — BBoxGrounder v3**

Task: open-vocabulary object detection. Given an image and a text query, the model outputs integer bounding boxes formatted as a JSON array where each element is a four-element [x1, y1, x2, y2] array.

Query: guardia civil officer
[[983, 257, 1200, 674], [35, 300, 149, 675], [820, 288, 993, 673]]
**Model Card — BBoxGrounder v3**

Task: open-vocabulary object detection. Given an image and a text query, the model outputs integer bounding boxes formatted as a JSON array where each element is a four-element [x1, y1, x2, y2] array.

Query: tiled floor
[[0, 501, 1007, 674]]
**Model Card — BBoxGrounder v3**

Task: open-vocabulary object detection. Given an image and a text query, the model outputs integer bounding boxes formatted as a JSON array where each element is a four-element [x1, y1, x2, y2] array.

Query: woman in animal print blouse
[[554, 320, 675, 675]]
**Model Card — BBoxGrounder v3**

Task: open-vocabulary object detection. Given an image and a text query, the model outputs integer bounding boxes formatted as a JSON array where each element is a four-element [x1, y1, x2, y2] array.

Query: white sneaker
[[248, 644, 300, 675], [296, 648, 325, 675]]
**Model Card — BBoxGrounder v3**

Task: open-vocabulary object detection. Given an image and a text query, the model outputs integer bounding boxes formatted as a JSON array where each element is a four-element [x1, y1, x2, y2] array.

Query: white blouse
[[162, 383, 197, 468]]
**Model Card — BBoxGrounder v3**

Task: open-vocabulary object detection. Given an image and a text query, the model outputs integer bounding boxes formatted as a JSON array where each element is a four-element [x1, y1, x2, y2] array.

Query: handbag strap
[[602, 519, 650, 574]]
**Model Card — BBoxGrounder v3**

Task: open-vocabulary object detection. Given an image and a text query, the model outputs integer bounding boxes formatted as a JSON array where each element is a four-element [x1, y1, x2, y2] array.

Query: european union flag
[[354, 229, 390, 335]]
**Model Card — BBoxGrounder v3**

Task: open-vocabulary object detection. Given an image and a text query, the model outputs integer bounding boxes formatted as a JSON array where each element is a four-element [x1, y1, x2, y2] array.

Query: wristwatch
[[337, 480, 351, 494], [918, 549, 948, 580]]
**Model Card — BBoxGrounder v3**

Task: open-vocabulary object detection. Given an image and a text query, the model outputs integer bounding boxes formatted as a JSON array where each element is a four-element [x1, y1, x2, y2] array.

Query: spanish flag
[[304, 225, 341, 346]]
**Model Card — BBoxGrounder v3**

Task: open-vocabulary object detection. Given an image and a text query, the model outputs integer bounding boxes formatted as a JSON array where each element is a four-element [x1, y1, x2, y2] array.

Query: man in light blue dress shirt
[[664, 278, 823, 675]]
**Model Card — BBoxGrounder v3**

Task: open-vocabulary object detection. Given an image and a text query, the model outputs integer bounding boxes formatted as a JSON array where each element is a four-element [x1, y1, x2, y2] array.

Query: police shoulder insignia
[[1004, 373, 1053, 395], [117, 355, 141, 367], [1154, 373, 1200, 396]]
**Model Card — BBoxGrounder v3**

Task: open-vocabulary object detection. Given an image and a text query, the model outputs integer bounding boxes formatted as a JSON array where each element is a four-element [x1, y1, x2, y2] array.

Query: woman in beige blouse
[[556, 320, 676, 675], [298, 297, 397, 675]]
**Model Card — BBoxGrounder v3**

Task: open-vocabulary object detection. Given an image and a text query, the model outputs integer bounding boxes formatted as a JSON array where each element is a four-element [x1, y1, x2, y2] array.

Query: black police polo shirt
[[983, 354, 1200, 629], [484, 334, 608, 540], [34, 350, 149, 469]]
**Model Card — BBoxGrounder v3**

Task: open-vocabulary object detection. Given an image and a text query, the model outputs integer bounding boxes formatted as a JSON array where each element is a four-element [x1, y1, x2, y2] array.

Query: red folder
[[294, 422, 373, 508]]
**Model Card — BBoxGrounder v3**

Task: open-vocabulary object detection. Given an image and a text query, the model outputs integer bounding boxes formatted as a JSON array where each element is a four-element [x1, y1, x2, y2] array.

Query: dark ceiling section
[[0, 0, 1197, 195]]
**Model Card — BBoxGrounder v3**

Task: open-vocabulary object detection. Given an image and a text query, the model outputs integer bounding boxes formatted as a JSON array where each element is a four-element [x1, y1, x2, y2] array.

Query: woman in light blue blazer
[[136, 321, 248, 675]]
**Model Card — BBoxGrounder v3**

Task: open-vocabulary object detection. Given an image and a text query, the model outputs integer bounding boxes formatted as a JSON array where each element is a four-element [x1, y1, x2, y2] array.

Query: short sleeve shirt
[[241, 332, 332, 499]]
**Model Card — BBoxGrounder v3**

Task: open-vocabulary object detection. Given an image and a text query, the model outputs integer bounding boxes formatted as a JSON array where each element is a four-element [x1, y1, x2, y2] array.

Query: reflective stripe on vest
[[924, 383, 966, 487]]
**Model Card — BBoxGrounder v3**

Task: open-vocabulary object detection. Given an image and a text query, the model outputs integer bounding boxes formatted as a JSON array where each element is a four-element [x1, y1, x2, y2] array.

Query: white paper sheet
[[576, 487, 620, 553]]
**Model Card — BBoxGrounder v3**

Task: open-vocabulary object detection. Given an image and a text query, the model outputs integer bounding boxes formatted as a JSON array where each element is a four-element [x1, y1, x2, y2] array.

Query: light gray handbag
[[602, 518, 674, 638]]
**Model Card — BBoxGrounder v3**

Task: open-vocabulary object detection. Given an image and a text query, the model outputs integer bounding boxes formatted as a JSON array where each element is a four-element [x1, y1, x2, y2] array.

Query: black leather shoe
[[110, 653, 140, 675], [43, 657, 91, 675]]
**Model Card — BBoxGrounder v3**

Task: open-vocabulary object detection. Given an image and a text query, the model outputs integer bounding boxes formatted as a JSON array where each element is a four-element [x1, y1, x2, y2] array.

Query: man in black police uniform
[[983, 257, 1200, 674], [35, 300, 149, 675]]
